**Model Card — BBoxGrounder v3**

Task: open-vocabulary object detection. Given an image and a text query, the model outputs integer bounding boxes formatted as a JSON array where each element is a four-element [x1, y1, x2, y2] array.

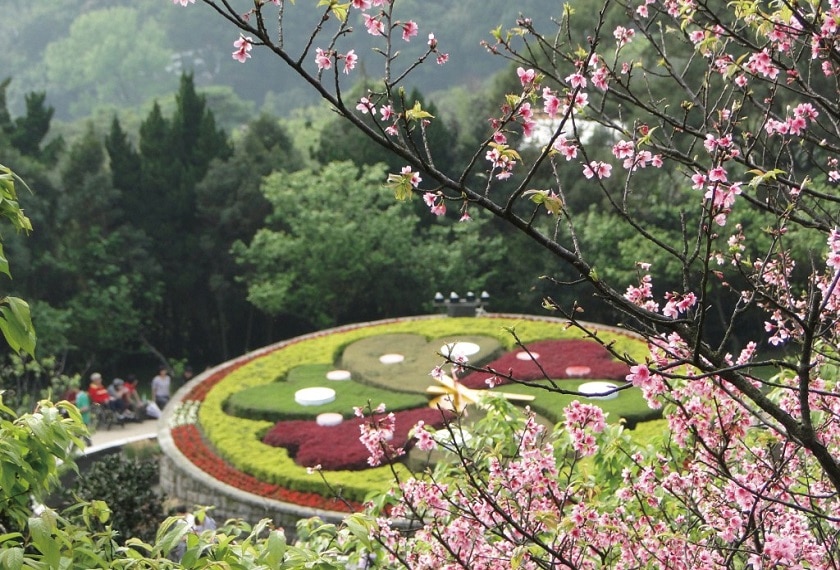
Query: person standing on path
[[151, 367, 172, 410], [74, 387, 92, 445]]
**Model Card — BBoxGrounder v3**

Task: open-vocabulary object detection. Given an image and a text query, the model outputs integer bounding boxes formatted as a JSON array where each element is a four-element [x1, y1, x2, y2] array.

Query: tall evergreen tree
[[11, 91, 54, 158], [104, 116, 141, 205], [134, 74, 231, 362], [0, 79, 63, 163]]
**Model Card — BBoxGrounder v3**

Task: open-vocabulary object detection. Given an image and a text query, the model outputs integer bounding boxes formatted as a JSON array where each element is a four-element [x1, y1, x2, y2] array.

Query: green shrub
[[69, 453, 164, 544]]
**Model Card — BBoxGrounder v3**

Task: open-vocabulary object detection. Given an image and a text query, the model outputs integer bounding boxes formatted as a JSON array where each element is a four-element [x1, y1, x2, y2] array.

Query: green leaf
[[317, 0, 349, 21], [91, 499, 111, 524], [747, 167, 787, 188], [259, 528, 287, 566], [344, 514, 376, 550], [0, 243, 9, 278], [0, 547, 23, 570], [636, 126, 657, 146], [28, 516, 50, 547], [0, 165, 32, 234], [405, 101, 434, 122], [523, 190, 563, 215], [386, 173, 413, 201], [0, 532, 23, 544], [0, 297, 36, 356]]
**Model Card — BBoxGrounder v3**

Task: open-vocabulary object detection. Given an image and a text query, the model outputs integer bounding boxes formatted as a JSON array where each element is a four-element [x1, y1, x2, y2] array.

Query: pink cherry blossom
[[565, 72, 587, 88], [516, 67, 536, 86], [315, 48, 331, 70], [521, 118, 536, 137], [564, 400, 606, 456], [402, 166, 421, 187], [232, 35, 253, 63], [542, 87, 560, 118], [591, 63, 610, 90], [412, 421, 437, 451], [342, 50, 358, 74], [173, 0, 194, 5], [485, 145, 517, 179], [745, 49, 779, 79], [358, 408, 403, 466], [423, 192, 445, 216], [356, 97, 376, 115], [827, 228, 840, 270], [613, 26, 636, 47], [552, 137, 578, 160], [663, 291, 697, 318], [708, 166, 728, 182], [582, 161, 612, 179], [401, 21, 419, 41], [612, 140, 634, 160], [363, 14, 384, 36]]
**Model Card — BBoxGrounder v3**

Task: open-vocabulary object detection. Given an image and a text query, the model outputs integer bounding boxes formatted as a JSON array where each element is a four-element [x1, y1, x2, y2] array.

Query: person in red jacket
[[88, 373, 111, 406]]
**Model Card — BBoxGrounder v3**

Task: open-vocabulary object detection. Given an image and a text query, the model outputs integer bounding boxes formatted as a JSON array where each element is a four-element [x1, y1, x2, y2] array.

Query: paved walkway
[[86, 416, 160, 454]]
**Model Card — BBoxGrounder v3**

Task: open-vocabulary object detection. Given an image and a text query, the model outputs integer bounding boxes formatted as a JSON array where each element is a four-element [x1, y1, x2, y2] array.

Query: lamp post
[[434, 290, 490, 317]]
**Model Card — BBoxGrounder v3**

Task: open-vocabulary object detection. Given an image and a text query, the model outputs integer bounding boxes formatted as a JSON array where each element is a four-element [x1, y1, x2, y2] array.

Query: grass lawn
[[225, 363, 431, 422]]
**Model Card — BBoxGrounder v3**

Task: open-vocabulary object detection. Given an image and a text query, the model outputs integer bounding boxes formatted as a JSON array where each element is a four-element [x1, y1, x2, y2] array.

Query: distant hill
[[1, 0, 558, 122]]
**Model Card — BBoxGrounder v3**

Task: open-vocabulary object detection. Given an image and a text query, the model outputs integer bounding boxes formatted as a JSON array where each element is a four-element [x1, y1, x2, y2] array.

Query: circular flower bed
[[164, 315, 654, 514]]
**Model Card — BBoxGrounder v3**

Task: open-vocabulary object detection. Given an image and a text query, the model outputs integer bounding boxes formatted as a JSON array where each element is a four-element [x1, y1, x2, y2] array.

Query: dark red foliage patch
[[459, 339, 629, 389], [263, 407, 456, 471]]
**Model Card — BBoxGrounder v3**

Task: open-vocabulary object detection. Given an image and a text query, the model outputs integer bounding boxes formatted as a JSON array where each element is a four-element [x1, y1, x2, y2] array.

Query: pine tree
[[135, 74, 232, 360], [11, 91, 58, 160], [104, 116, 141, 208]]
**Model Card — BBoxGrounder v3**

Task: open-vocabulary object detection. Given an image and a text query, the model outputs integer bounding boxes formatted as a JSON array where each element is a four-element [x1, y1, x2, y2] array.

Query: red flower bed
[[263, 408, 456, 470], [459, 339, 629, 389], [171, 424, 362, 512]]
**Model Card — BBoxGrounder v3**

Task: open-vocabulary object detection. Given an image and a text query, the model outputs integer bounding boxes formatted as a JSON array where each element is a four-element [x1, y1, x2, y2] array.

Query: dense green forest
[[0, 0, 783, 407], [0, 0, 567, 406]]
